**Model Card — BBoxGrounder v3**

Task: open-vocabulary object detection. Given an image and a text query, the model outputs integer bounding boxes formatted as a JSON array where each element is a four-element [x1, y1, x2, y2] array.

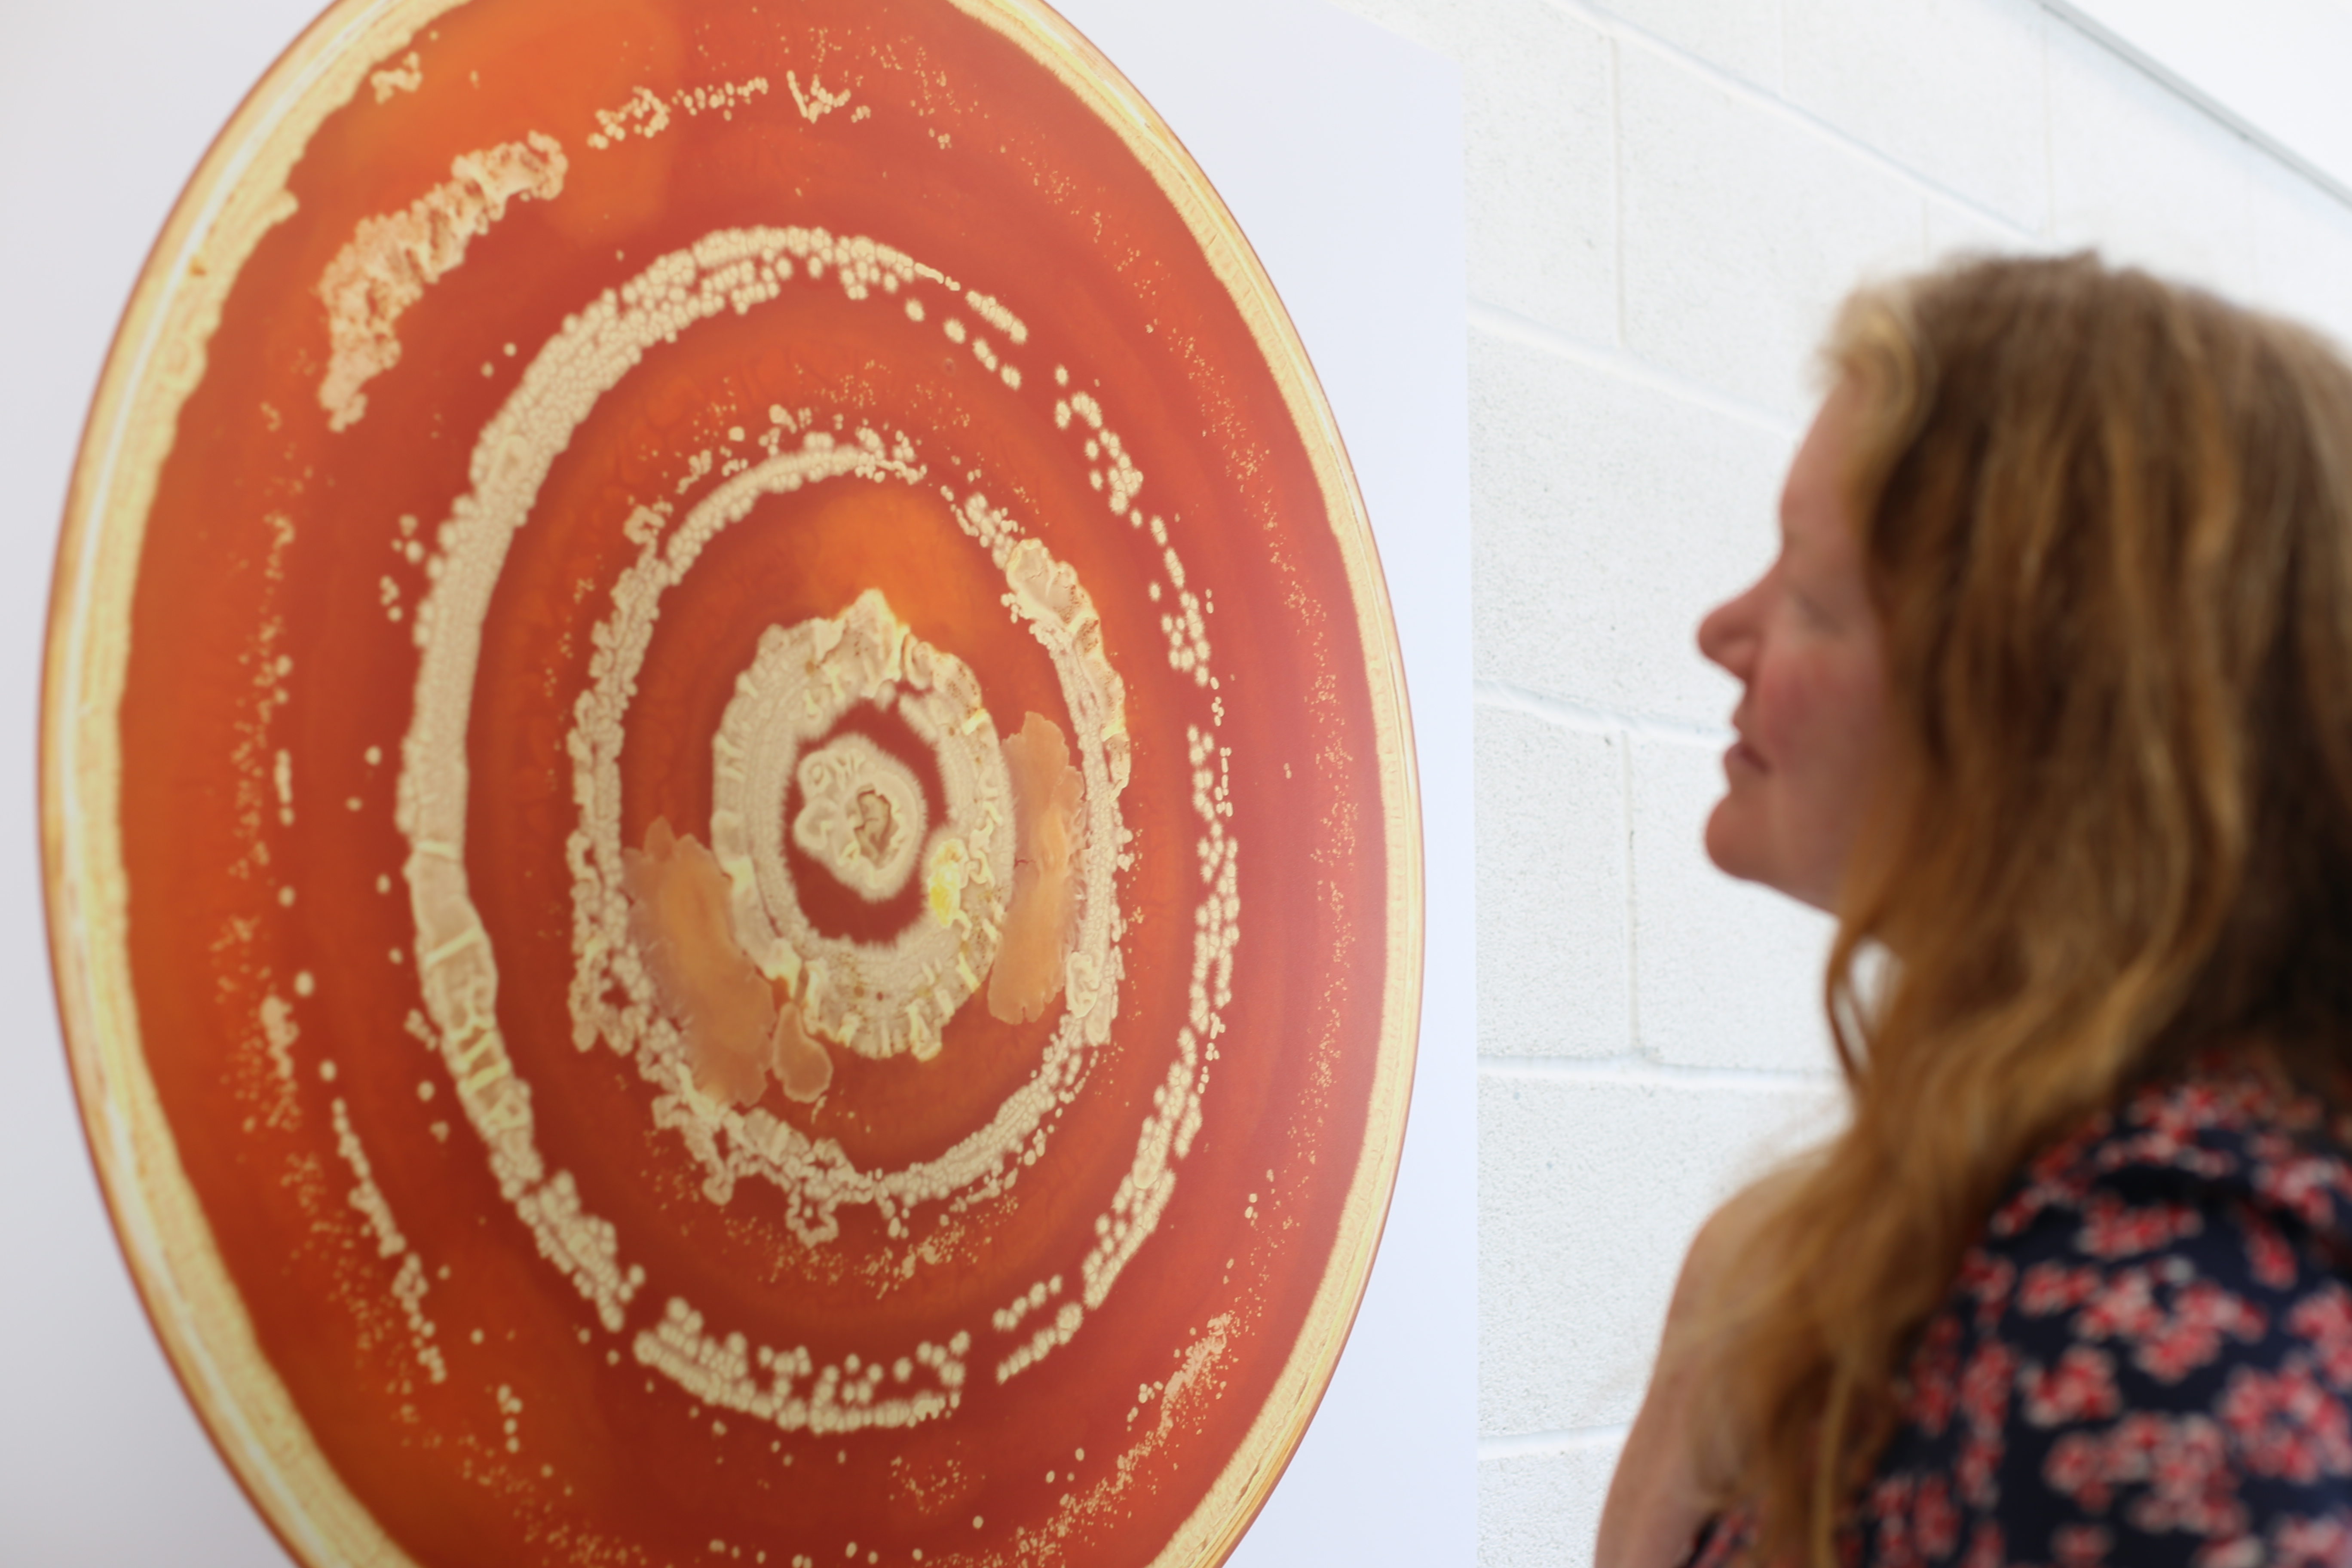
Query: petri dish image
[[40, 0, 1423, 1564]]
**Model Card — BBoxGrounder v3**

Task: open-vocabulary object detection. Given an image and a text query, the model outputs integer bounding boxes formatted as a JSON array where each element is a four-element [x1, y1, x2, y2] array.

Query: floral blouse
[[1690, 1072, 2352, 1567]]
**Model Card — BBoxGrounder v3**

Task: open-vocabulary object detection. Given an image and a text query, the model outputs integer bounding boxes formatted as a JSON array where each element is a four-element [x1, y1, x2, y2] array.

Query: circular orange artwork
[[42, 1, 1421, 1563]]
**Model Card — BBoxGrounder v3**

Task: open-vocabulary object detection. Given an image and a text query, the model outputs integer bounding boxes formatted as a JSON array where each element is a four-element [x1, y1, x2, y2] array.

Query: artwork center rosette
[[711, 597, 1020, 1068], [558, 385, 1132, 1241]]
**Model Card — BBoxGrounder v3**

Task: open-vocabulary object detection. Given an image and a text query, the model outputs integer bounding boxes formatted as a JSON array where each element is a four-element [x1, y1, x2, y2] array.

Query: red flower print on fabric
[[2050, 1521, 2111, 1568], [1914, 1475, 1959, 1562], [2242, 1210, 2302, 1292], [2066, 1269, 2266, 1384], [1905, 1314, 1964, 1438], [1958, 1253, 2018, 1329], [2219, 1361, 2352, 1483], [1870, 1476, 1921, 1568], [2267, 1511, 2352, 1567], [2249, 1141, 2352, 1234], [2023, 1346, 2123, 1428], [2022, 1262, 2104, 1317], [2289, 1287, 2352, 1389], [2136, 1283, 2269, 1385], [2078, 1194, 2204, 1259], [2045, 1414, 2247, 1537]]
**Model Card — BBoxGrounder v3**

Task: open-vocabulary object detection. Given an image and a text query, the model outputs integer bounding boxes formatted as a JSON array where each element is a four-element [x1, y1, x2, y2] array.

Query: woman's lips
[[1725, 737, 1766, 775]]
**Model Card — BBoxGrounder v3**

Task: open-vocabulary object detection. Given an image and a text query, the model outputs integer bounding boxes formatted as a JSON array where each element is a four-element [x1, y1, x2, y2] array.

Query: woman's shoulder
[[1863, 1070, 2352, 1568]]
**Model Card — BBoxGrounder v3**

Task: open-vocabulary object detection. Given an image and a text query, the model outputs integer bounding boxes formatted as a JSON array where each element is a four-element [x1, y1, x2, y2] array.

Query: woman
[[1598, 253, 2352, 1567]]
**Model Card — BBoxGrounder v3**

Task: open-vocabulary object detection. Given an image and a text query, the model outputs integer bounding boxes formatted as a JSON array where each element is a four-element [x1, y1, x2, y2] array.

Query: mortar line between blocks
[[1479, 1056, 1842, 1093], [1473, 677, 1730, 747], [1538, 0, 2043, 239], [1467, 300, 1799, 441], [1479, 1425, 1631, 1461]]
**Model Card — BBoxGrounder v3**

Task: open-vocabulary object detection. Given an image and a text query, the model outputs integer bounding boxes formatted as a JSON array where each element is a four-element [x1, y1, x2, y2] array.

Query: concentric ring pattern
[[42, 1, 1422, 1564]]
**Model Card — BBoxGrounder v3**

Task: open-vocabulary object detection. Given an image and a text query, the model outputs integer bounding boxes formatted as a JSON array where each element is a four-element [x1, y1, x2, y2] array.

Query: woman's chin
[[1703, 799, 1838, 912], [1701, 796, 1766, 884]]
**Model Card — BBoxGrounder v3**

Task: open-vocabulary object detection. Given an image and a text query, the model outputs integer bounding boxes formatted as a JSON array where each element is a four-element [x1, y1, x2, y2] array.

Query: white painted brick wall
[[1469, 331, 1791, 720], [1785, 0, 2050, 231], [1475, 712, 1630, 1060], [2045, 19, 2261, 289], [1619, 42, 1932, 421], [1480, 1072, 1836, 1434], [1316, 0, 2352, 1560], [1629, 736, 1836, 1073]]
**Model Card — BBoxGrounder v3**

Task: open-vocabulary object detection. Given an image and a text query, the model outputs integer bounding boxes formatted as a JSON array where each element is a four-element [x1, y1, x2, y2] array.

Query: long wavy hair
[[1693, 253, 2352, 1563]]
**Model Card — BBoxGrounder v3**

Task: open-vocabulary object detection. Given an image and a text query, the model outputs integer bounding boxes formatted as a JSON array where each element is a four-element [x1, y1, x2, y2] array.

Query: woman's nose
[[1697, 580, 1761, 677]]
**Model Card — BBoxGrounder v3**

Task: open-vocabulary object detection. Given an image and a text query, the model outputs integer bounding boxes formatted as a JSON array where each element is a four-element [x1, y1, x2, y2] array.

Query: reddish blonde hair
[[1695, 254, 2352, 1562]]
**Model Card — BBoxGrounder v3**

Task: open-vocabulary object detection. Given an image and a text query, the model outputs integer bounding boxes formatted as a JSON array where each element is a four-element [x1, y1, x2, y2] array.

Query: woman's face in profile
[[1696, 380, 1889, 913]]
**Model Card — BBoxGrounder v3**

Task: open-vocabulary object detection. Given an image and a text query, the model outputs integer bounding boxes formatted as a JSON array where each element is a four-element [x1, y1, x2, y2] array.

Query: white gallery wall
[[1308, 0, 2352, 1562]]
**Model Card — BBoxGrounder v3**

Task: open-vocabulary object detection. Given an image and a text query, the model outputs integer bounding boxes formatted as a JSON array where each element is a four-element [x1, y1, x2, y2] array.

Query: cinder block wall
[[1313, 0, 2352, 1562]]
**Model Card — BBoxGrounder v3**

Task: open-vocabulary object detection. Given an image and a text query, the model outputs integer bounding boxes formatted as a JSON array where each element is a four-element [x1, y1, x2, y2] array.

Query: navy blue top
[[1689, 1071, 2352, 1567]]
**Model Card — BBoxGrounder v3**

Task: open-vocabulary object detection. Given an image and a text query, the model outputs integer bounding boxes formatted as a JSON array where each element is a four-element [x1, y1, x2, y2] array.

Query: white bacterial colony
[[785, 70, 851, 124], [942, 292, 1029, 391], [332, 1096, 407, 1258], [261, 993, 299, 1086], [370, 51, 423, 103], [992, 1271, 1084, 1385], [586, 78, 770, 150], [315, 133, 568, 431], [330, 1096, 446, 1384], [1055, 394, 1216, 689], [1072, 728, 1234, 1323], [496, 1382, 524, 1453], [634, 1298, 969, 1436]]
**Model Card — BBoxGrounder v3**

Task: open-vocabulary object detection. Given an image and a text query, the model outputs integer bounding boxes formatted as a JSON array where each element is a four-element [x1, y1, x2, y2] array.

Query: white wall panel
[[2050, 0, 2352, 201], [1629, 736, 1838, 1073], [1479, 1439, 1623, 1568], [1469, 326, 1792, 720], [1619, 42, 1931, 421], [1587, 0, 1788, 92], [2047, 15, 2260, 291], [1478, 1070, 1834, 1434], [1476, 710, 1631, 1060], [1785, 0, 2050, 230]]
